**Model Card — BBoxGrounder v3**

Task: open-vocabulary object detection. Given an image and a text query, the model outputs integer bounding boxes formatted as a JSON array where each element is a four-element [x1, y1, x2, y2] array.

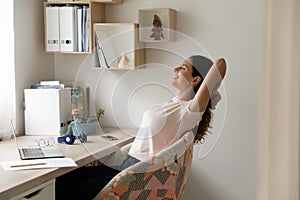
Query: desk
[[0, 128, 135, 200]]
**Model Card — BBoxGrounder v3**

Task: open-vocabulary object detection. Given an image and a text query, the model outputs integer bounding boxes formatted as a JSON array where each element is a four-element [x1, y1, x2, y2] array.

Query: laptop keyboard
[[22, 148, 45, 157]]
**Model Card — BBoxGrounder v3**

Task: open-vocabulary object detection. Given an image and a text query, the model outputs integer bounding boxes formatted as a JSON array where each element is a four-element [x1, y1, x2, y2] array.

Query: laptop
[[10, 119, 64, 160]]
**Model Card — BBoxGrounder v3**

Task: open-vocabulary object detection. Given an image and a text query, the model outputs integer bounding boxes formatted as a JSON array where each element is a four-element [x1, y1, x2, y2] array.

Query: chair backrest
[[94, 131, 194, 200]]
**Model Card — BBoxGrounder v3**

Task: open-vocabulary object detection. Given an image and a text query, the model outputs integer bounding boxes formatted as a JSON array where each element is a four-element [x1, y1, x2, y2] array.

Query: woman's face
[[172, 59, 199, 90]]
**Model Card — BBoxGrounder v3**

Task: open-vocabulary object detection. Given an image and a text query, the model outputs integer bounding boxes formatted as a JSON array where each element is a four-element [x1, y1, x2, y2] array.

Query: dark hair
[[189, 55, 213, 143]]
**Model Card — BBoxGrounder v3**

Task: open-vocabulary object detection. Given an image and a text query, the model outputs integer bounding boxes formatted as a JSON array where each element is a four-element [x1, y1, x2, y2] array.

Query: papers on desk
[[0, 158, 77, 171]]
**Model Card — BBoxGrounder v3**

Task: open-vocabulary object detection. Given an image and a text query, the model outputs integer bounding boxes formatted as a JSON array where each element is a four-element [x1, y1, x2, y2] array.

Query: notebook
[[10, 119, 64, 160]]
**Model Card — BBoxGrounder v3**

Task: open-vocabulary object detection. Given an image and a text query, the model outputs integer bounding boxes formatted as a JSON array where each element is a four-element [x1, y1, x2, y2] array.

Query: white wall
[[54, 0, 261, 199], [14, 0, 55, 134]]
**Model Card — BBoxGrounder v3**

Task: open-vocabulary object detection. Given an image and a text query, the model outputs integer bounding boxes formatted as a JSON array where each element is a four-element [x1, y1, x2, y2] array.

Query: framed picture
[[138, 8, 176, 42]]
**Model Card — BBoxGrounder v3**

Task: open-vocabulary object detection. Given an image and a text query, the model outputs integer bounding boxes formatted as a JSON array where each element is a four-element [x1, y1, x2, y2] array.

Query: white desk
[[0, 128, 135, 199]]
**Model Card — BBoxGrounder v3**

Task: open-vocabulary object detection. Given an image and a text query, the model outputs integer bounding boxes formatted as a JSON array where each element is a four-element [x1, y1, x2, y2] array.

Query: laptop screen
[[9, 118, 21, 150]]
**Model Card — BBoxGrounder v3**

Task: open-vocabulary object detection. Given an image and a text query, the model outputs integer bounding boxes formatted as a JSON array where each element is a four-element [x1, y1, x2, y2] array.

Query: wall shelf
[[93, 23, 145, 70], [47, 0, 123, 4], [74, 0, 123, 4], [138, 8, 176, 42], [44, 2, 105, 54]]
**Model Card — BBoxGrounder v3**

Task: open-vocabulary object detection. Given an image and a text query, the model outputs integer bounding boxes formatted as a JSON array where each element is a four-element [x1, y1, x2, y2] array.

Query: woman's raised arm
[[189, 58, 227, 112]]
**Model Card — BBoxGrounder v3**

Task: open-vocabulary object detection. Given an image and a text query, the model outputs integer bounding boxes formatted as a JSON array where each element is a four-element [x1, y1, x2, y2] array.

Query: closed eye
[[180, 64, 188, 70]]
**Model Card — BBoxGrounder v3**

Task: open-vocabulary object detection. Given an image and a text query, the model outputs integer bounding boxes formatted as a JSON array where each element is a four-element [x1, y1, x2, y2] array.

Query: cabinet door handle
[[24, 189, 42, 199]]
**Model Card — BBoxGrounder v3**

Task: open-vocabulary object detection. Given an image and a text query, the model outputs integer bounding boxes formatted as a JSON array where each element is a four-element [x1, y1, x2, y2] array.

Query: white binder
[[46, 7, 60, 52], [76, 7, 83, 52], [84, 8, 90, 52], [59, 7, 75, 52]]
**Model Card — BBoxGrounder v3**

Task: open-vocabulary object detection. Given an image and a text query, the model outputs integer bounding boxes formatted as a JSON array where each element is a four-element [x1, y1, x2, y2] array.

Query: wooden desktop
[[0, 128, 135, 200]]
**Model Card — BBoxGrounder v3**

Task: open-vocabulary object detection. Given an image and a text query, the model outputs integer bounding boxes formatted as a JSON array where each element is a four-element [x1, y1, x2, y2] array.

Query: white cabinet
[[24, 89, 71, 136]]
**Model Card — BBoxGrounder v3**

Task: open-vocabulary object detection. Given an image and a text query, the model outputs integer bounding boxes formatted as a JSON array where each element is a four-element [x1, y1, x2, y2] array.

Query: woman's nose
[[174, 66, 181, 72]]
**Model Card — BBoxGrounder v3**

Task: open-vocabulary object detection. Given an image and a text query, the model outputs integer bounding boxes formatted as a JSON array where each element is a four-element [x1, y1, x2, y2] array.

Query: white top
[[129, 97, 203, 161]]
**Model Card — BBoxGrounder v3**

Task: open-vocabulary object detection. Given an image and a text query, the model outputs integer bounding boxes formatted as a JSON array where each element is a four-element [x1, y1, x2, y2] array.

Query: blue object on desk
[[72, 118, 98, 136], [58, 134, 76, 145]]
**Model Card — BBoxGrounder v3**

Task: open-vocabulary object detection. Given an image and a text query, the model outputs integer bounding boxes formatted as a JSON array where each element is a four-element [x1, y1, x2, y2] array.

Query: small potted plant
[[96, 108, 105, 122]]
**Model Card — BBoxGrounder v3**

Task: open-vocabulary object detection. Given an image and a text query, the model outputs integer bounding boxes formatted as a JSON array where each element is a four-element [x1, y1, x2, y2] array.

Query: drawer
[[10, 179, 55, 200]]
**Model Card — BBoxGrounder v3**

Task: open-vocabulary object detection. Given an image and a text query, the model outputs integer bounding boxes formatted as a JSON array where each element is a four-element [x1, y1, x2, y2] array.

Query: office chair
[[93, 131, 194, 200]]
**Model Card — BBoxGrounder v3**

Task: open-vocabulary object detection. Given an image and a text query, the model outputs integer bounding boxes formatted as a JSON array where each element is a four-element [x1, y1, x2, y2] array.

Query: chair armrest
[[121, 142, 132, 154]]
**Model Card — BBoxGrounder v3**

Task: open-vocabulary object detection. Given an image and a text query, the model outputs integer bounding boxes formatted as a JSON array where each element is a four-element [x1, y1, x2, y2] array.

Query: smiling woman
[[0, 1, 15, 140]]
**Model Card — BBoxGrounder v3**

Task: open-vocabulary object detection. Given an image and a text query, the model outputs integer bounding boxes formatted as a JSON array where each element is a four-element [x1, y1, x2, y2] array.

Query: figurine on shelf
[[118, 53, 129, 68], [150, 14, 164, 40]]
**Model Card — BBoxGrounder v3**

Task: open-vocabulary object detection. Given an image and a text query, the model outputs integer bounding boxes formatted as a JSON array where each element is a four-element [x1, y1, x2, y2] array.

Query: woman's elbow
[[215, 58, 227, 79]]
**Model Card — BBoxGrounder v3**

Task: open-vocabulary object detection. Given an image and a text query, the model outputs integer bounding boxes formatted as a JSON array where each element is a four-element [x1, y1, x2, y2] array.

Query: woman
[[102, 55, 227, 171], [127, 55, 227, 162]]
